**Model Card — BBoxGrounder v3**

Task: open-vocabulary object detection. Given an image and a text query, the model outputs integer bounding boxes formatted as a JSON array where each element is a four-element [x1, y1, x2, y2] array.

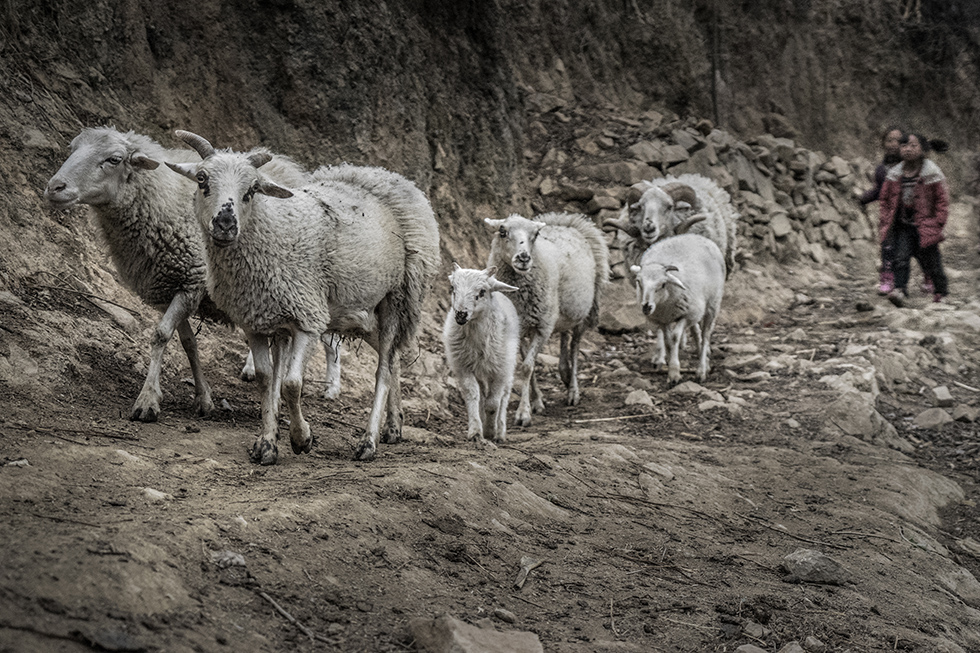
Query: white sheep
[[485, 212, 609, 426], [43, 127, 343, 421], [167, 131, 440, 464], [630, 233, 725, 384], [607, 173, 738, 278], [442, 264, 519, 447]]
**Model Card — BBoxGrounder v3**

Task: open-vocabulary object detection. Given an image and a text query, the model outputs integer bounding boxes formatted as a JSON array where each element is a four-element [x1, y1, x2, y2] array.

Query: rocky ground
[[3, 194, 980, 652]]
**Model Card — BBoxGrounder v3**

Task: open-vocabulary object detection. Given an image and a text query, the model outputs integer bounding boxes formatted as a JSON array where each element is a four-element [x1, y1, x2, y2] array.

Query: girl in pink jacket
[[879, 133, 949, 306]]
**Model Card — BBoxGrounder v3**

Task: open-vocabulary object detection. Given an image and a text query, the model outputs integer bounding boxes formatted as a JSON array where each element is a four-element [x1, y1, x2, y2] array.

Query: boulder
[[409, 613, 543, 653]]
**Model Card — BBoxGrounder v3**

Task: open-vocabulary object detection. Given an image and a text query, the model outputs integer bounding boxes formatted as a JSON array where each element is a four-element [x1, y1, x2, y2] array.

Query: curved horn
[[660, 183, 699, 210], [248, 152, 273, 168], [625, 186, 644, 205], [674, 214, 707, 234], [175, 130, 215, 160], [602, 215, 641, 239]]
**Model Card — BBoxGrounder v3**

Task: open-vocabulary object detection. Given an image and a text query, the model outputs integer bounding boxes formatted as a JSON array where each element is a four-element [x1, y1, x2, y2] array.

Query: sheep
[[605, 173, 738, 278], [43, 127, 345, 422], [442, 264, 520, 447], [630, 233, 725, 385], [485, 212, 609, 426], [166, 130, 440, 464]]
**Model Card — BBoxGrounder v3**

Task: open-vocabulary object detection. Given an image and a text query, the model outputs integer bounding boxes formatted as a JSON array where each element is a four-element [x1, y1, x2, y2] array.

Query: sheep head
[[448, 263, 518, 326], [45, 127, 162, 210], [167, 131, 293, 248], [485, 214, 543, 275], [631, 182, 700, 246], [632, 263, 685, 316]]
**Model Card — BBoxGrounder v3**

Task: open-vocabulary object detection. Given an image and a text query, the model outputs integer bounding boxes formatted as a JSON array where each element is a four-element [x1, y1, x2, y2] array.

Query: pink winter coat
[[878, 159, 949, 248]]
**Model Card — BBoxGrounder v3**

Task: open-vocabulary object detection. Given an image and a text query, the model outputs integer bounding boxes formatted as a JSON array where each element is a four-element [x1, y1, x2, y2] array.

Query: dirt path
[[3, 204, 980, 652]]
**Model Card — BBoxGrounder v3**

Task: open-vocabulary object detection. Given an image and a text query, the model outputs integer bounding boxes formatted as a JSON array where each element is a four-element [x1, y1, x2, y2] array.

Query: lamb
[[442, 264, 520, 447], [166, 130, 440, 464], [485, 212, 609, 426], [630, 233, 726, 385], [605, 173, 738, 278], [43, 127, 343, 422]]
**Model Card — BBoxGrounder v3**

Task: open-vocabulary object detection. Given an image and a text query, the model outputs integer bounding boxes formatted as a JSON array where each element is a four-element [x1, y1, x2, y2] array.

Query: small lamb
[[631, 233, 725, 385], [442, 264, 519, 447]]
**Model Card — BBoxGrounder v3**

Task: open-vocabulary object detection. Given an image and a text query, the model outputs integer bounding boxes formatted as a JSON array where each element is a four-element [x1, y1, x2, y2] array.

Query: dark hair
[[901, 133, 949, 154], [880, 125, 904, 144]]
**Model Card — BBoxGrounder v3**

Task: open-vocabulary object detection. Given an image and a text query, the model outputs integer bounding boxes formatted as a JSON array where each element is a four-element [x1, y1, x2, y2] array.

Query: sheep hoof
[[240, 370, 255, 383], [566, 392, 580, 406], [130, 405, 160, 423], [473, 437, 497, 451], [250, 440, 278, 466], [321, 386, 341, 400], [290, 432, 314, 455], [192, 396, 214, 418], [381, 422, 402, 444], [353, 441, 376, 461], [515, 414, 532, 427]]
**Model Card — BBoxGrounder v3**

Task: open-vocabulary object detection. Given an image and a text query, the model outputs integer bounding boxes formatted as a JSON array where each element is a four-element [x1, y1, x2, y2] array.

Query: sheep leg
[[175, 319, 214, 418], [516, 331, 547, 426], [487, 380, 510, 443], [653, 329, 667, 367], [321, 334, 342, 400], [248, 333, 280, 465], [562, 327, 584, 406], [280, 330, 315, 456], [458, 373, 486, 444], [131, 292, 198, 422], [381, 355, 403, 444], [697, 312, 716, 382], [241, 341, 255, 381], [354, 318, 397, 461], [665, 320, 685, 386]]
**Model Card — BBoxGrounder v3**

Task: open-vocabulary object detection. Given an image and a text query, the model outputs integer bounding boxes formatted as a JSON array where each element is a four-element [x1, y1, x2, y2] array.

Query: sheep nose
[[46, 179, 66, 195], [454, 311, 468, 325], [642, 303, 652, 315], [514, 252, 530, 265], [213, 205, 236, 232]]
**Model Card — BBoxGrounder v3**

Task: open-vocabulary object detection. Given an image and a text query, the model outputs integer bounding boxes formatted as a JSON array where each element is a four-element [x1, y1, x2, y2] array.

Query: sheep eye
[[477, 289, 486, 299], [498, 227, 507, 238], [105, 156, 122, 166], [196, 171, 208, 184]]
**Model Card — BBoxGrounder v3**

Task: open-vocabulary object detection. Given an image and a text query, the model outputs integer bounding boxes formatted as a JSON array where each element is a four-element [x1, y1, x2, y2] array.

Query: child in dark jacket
[[878, 133, 950, 307], [860, 127, 903, 294]]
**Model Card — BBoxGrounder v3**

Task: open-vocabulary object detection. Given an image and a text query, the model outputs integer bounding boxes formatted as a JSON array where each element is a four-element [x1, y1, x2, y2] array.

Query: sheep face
[[45, 128, 160, 210], [485, 215, 542, 274], [168, 150, 293, 248], [448, 264, 517, 325], [631, 263, 686, 316], [629, 187, 674, 247]]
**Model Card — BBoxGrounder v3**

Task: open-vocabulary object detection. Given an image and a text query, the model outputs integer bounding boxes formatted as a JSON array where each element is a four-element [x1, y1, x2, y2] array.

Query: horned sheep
[[606, 173, 739, 279], [167, 131, 440, 464], [43, 128, 343, 423], [631, 233, 725, 385], [442, 264, 520, 447], [485, 212, 609, 426]]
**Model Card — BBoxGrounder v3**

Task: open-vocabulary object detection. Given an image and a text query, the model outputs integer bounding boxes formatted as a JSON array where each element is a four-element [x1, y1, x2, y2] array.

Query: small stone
[[670, 381, 705, 395], [932, 385, 954, 407], [803, 635, 827, 652], [743, 621, 768, 639], [913, 407, 953, 430], [786, 418, 801, 428], [953, 405, 980, 423], [781, 548, 849, 585], [211, 550, 246, 568], [5, 459, 29, 467], [698, 400, 727, 411], [142, 487, 172, 502], [493, 608, 517, 624], [785, 328, 808, 341], [625, 389, 653, 407], [735, 645, 767, 653], [778, 642, 806, 653]]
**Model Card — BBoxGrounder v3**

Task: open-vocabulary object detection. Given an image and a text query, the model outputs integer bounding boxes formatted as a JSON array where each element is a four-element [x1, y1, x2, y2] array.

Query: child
[[860, 127, 904, 294], [878, 133, 950, 307]]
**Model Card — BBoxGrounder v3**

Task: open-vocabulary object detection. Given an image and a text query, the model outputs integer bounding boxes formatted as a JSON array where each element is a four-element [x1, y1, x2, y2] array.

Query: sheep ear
[[675, 201, 692, 210], [130, 154, 160, 170], [249, 152, 273, 168], [453, 262, 462, 272], [630, 265, 642, 275], [257, 178, 294, 199], [484, 265, 497, 277], [666, 272, 687, 290], [489, 278, 518, 293], [166, 161, 198, 181], [485, 218, 504, 228]]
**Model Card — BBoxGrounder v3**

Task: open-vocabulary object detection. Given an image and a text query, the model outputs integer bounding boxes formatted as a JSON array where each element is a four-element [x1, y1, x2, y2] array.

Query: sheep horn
[[674, 214, 707, 234], [661, 183, 699, 210], [602, 213, 641, 239], [625, 186, 644, 205], [175, 130, 216, 160]]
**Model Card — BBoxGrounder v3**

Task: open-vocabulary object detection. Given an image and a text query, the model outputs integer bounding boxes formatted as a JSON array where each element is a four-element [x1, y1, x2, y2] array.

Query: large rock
[[826, 391, 912, 453], [598, 280, 647, 333], [409, 613, 543, 653], [781, 549, 849, 585]]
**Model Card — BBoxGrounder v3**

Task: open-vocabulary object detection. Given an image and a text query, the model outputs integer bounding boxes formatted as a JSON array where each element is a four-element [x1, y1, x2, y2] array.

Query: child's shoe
[[877, 270, 894, 295], [920, 277, 934, 294], [933, 293, 945, 303]]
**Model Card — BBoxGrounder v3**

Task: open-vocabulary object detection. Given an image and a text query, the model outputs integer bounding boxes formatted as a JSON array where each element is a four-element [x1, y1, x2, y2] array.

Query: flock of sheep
[[42, 127, 740, 464]]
